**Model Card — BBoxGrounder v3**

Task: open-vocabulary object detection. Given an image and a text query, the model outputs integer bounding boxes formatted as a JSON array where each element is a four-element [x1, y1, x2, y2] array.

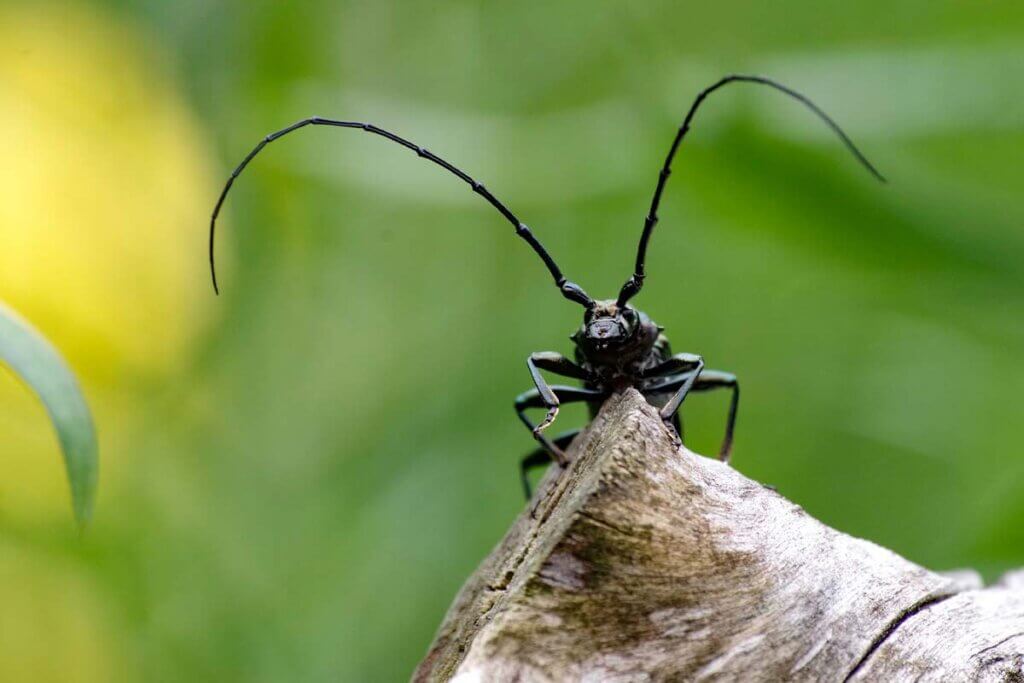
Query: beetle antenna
[[209, 118, 594, 308], [616, 74, 885, 307]]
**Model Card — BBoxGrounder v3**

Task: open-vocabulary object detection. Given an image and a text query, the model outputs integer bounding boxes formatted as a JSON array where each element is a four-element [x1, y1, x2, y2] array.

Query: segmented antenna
[[209, 118, 594, 308], [617, 75, 886, 308]]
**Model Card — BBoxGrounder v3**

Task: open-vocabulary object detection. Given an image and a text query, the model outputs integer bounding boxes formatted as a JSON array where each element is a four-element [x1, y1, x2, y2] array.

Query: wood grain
[[414, 389, 1024, 682]]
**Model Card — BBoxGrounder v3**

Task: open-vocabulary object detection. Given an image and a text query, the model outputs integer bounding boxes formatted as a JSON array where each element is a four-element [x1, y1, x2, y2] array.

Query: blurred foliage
[[1, 0, 1023, 680], [0, 301, 97, 525]]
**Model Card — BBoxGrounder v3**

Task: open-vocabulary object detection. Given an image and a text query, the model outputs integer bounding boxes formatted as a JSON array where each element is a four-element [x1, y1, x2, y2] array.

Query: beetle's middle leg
[[519, 429, 581, 500], [691, 370, 739, 462]]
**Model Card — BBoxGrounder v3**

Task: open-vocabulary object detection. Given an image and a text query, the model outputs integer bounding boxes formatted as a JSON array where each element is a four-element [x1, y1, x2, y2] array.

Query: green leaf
[[0, 302, 98, 526]]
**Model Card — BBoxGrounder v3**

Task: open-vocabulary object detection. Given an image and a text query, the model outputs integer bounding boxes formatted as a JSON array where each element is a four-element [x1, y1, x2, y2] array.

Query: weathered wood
[[414, 389, 1024, 682]]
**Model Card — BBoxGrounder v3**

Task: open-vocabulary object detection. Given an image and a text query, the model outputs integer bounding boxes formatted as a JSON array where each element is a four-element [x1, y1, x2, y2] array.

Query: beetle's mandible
[[208, 75, 884, 499]]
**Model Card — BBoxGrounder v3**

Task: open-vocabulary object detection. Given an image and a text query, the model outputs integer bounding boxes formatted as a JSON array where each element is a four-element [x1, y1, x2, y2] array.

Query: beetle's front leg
[[648, 369, 739, 461], [515, 384, 603, 465], [526, 352, 590, 436], [649, 353, 705, 444], [640, 351, 703, 380]]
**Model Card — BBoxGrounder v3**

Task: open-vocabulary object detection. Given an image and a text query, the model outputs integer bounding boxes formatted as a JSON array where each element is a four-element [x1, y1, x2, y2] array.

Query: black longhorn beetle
[[209, 75, 884, 500]]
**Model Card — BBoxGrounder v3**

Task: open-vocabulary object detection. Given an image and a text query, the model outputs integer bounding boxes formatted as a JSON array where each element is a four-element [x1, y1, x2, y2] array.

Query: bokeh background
[[2, 0, 1023, 680]]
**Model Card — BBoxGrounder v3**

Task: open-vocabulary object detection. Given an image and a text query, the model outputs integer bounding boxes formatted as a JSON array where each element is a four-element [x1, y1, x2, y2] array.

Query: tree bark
[[414, 389, 1024, 682]]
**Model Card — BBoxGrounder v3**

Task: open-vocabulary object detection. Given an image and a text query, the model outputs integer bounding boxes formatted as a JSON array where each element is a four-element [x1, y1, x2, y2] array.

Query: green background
[[4, 1, 1024, 680]]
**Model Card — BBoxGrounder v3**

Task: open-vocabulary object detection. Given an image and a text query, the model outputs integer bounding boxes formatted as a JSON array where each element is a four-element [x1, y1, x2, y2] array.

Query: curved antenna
[[616, 74, 886, 307], [209, 118, 594, 308]]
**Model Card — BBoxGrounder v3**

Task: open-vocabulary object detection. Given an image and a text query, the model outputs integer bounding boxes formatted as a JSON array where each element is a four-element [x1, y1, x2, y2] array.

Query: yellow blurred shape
[[0, 538, 129, 682], [0, 3, 217, 518], [0, 2, 215, 381]]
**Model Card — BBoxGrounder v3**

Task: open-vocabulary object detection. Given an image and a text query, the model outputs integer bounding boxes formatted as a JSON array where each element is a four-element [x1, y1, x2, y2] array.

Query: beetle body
[[208, 75, 883, 500]]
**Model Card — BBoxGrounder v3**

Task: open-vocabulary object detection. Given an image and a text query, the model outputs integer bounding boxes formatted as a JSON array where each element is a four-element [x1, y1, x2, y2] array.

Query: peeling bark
[[414, 389, 1024, 682]]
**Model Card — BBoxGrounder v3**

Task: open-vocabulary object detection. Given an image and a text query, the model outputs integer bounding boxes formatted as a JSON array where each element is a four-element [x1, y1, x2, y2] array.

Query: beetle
[[209, 75, 884, 500]]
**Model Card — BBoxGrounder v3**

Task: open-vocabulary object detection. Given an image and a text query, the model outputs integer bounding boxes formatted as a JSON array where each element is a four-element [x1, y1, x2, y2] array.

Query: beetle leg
[[515, 385, 603, 465], [647, 368, 739, 461], [692, 370, 740, 462], [525, 352, 592, 438], [640, 351, 703, 379], [654, 354, 705, 446], [519, 429, 581, 500]]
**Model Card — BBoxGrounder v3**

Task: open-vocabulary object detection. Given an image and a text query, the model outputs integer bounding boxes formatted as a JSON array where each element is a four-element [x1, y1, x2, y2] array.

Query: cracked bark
[[413, 389, 1024, 682]]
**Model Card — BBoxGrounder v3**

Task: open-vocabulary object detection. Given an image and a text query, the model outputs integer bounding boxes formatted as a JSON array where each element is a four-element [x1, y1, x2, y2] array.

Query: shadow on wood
[[414, 389, 1024, 681]]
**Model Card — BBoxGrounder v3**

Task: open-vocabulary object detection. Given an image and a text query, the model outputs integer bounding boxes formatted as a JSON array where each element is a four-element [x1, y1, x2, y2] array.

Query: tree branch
[[414, 389, 1024, 681]]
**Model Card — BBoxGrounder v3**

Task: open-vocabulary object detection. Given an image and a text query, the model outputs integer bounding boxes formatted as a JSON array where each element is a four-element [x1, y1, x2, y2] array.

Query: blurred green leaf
[[0, 301, 97, 526]]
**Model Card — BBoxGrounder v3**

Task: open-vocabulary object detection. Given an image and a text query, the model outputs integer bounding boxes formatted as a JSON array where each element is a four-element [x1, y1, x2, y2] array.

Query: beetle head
[[573, 300, 641, 355]]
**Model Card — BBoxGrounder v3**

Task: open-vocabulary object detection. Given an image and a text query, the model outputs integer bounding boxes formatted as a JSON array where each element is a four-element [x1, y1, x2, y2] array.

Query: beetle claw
[[663, 419, 683, 449], [535, 406, 559, 434]]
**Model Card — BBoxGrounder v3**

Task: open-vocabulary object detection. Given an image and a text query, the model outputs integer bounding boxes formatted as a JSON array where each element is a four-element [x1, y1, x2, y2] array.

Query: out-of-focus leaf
[[0, 301, 97, 526]]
